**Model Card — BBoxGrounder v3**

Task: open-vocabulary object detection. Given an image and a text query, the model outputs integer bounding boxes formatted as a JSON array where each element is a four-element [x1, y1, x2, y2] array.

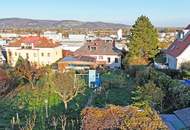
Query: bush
[[181, 61, 190, 71], [155, 68, 182, 79]]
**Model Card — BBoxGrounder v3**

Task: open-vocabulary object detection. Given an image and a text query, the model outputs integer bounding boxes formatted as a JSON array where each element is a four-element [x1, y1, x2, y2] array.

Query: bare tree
[[53, 71, 85, 110], [19, 113, 36, 130], [50, 116, 58, 130], [59, 114, 67, 130]]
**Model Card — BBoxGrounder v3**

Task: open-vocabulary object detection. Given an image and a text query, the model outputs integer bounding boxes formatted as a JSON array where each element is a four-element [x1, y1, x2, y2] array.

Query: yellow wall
[[6, 46, 62, 67]]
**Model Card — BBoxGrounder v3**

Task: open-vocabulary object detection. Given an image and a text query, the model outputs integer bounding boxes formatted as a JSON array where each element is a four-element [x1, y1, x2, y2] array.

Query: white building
[[42, 31, 64, 42], [0, 39, 7, 46], [5, 36, 62, 67], [61, 34, 86, 52], [68, 34, 86, 41], [117, 29, 123, 40], [166, 25, 190, 69], [0, 33, 19, 38]]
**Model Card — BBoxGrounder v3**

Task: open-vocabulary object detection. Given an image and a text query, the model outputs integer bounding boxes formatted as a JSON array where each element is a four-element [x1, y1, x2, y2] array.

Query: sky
[[0, 0, 189, 27]]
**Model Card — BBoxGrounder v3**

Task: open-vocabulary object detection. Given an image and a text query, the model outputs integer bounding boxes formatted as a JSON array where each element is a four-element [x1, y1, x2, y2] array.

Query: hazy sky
[[0, 0, 189, 27]]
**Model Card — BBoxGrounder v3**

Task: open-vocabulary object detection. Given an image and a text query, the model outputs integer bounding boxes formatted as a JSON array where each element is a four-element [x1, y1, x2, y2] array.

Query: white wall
[[177, 45, 190, 69], [167, 45, 190, 69], [88, 54, 121, 68], [0, 33, 18, 38]]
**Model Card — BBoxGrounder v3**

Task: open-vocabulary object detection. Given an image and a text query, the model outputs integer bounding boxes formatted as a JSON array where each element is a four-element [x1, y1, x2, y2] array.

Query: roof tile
[[7, 36, 61, 48], [74, 39, 121, 56], [166, 34, 190, 57]]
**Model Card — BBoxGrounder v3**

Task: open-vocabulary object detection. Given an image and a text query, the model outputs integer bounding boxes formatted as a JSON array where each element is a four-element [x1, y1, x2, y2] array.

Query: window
[[33, 53, 36, 57], [107, 57, 111, 63], [21, 43, 33, 49], [47, 53, 50, 57], [115, 58, 119, 63], [15, 52, 17, 56], [88, 46, 90, 50], [41, 53, 44, 57], [91, 47, 96, 51], [99, 56, 103, 60]]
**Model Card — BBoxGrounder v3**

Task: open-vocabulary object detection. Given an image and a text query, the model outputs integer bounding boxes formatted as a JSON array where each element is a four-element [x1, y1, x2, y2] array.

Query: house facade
[[166, 25, 190, 69], [5, 36, 62, 67], [74, 39, 122, 69]]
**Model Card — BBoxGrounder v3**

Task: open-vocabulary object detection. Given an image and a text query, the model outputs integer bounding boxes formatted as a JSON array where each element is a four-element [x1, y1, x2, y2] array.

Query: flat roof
[[60, 56, 96, 63], [62, 56, 77, 62]]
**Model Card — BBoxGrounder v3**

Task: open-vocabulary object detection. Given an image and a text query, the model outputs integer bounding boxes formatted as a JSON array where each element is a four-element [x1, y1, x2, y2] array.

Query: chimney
[[177, 31, 184, 40], [112, 40, 116, 48]]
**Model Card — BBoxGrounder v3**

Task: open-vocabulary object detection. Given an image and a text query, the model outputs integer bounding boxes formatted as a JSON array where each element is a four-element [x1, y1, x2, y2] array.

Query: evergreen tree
[[127, 15, 159, 65]]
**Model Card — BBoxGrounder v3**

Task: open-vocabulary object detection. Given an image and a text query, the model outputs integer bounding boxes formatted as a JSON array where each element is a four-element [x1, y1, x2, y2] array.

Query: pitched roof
[[166, 34, 190, 57], [7, 36, 61, 48], [185, 24, 190, 30], [74, 39, 121, 56]]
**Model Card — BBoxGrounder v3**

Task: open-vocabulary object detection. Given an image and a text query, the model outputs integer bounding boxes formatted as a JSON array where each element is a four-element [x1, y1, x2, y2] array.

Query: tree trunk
[[64, 101, 68, 110], [60, 115, 67, 130]]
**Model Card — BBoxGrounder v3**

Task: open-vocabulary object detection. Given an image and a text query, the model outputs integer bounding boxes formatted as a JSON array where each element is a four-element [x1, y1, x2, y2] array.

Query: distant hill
[[0, 18, 130, 29]]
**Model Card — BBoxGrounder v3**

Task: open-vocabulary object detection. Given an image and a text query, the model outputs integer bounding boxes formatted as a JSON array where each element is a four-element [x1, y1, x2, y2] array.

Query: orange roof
[[7, 36, 61, 48]]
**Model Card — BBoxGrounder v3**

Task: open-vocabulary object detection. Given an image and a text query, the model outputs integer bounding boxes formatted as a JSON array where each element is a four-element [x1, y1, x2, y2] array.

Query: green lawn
[[92, 70, 135, 107]]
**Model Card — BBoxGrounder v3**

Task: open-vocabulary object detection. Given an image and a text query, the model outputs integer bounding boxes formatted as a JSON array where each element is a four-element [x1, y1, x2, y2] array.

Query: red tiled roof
[[166, 34, 190, 57], [0, 68, 8, 81], [7, 36, 60, 48]]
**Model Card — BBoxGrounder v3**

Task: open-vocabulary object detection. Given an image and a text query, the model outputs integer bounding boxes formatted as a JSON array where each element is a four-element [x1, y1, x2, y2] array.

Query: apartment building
[[5, 36, 62, 67]]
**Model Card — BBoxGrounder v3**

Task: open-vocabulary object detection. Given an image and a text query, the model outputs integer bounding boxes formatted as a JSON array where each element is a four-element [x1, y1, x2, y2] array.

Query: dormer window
[[21, 42, 34, 49], [91, 46, 96, 51]]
